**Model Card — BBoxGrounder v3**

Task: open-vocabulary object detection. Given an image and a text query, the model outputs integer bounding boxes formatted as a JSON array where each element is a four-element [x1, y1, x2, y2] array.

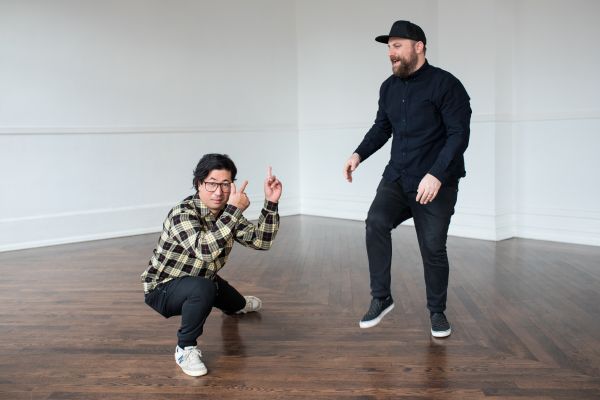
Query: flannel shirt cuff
[[223, 204, 244, 222], [264, 200, 279, 212]]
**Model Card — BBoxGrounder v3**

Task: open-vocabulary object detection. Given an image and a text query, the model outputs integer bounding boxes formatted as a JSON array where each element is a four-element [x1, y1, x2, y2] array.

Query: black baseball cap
[[375, 20, 427, 45]]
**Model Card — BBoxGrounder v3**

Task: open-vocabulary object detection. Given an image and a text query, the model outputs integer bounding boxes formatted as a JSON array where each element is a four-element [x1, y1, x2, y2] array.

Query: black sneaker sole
[[359, 303, 395, 329]]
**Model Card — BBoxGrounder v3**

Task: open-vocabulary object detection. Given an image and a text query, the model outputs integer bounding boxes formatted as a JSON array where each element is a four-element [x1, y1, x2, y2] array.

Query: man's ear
[[415, 41, 425, 54]]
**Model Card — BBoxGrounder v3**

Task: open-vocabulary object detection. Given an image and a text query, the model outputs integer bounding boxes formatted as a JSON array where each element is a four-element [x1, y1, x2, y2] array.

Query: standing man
[[343, 21, 471, 337], [141, 153, 282, 376]]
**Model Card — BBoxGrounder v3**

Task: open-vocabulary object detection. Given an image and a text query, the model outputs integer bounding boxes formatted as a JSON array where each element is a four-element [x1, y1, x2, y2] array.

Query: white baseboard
[[495, 212, 517, 241], [2, 197, 597, 252], [0, 227, 162, 253], [0, 196, 301, 253], [515, 207, 600, 246], [301, 195, 500, 241], [0, 203, 170, 252], [300, 196, 600, 246]]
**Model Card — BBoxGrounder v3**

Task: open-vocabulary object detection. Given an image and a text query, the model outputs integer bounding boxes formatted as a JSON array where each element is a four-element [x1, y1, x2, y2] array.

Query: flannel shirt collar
[[192, 193, 223, 221]]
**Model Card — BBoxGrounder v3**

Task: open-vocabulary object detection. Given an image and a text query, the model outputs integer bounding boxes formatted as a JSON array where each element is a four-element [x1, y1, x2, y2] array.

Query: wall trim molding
[[297, 111, 600, 131], [0, 124, 298, 136], [3, 110, 597, 136], [0, 202, 174, 224], [517, 206, 600, 221]]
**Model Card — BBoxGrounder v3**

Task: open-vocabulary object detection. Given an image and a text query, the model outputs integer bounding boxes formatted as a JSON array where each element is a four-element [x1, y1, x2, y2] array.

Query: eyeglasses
[[203, 181, 232, 193]]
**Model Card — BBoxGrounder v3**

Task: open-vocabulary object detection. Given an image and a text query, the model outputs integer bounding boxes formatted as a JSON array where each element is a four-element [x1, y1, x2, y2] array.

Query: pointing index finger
[[268, 166, 272, 178]]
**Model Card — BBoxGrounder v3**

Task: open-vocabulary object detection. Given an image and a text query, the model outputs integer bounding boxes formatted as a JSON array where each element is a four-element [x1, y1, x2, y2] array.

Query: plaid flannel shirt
[[141, 194, 279, 293]]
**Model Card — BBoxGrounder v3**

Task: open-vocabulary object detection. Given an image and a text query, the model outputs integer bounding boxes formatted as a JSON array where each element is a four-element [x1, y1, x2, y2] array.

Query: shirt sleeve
[[234, 200, 280, 250], [170, 204, 243, 262], [354, 81, 393, 161], [428, 77, 472, 182]]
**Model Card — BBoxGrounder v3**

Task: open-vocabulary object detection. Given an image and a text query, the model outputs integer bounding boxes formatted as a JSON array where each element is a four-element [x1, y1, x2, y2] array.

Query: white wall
[[512, 0, 600, 245], [296, 0, 439, 219], [436, 0, 517, 241], [0, 0, 300, 251], [298, 0, 600, 246], [2, 0, 599, 251]]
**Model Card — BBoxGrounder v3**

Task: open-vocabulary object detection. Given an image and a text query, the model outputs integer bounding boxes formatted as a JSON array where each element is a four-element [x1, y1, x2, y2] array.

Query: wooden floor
[[1, 215, 600, 399]]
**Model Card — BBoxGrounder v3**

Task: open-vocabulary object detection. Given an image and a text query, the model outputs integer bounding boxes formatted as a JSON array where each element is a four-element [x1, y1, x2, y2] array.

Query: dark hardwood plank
[[1, 215, 599, 399]]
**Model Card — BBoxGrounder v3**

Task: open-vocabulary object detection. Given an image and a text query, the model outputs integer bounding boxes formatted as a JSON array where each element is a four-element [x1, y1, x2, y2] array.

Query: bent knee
[[420, 242, 448, 265], [366, 211, 394, 231]]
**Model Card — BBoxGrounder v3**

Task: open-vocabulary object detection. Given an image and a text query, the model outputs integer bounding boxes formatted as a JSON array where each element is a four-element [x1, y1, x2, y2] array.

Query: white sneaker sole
[[180, 365, 208, 377], [431, 327, 452, 338], [359, 303, 395, 329]]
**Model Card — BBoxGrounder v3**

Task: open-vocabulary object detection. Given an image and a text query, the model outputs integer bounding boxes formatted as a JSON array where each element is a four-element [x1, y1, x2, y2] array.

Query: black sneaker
[[430, 312, 451, 338], [359, 296, 394, 328]]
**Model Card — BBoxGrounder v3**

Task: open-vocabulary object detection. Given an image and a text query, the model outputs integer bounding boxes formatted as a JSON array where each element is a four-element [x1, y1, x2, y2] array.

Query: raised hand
[[264, 166, 282, 203], [227, 180, 250, 211]]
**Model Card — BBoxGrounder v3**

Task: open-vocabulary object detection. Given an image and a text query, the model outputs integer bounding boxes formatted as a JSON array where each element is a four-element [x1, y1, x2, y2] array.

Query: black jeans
[[365, 178, 458, 313], [144, 275, 246, 348]]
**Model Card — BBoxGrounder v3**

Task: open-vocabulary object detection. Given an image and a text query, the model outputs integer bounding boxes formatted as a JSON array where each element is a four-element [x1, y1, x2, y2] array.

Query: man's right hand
[[228, 181, 250, 212], [343, 153, 361, 183]]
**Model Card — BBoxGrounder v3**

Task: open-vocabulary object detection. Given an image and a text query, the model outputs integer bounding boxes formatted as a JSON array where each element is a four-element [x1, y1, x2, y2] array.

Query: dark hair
[[192, 153, 237, 191]]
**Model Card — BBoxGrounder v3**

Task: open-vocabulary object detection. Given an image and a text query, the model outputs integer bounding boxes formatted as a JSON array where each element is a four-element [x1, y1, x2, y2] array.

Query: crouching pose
[[141, 153, 282, 376]]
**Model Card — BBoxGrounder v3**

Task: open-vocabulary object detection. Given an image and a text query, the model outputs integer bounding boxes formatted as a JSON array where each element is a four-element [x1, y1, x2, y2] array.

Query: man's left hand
[[416, 173, 441, 205], [264, 166, 283, 203]]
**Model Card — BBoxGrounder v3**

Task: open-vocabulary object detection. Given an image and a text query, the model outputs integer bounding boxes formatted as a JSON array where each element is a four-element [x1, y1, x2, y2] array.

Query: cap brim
[[375, 35, 389, 43]]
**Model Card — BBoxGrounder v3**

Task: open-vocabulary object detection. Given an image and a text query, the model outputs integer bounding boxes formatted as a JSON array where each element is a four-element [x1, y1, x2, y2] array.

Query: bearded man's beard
[[392, 52, 418, 78]]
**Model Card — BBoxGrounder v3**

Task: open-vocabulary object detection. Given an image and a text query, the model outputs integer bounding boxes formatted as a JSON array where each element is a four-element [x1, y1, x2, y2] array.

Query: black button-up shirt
[[355, 60, 471, 191]]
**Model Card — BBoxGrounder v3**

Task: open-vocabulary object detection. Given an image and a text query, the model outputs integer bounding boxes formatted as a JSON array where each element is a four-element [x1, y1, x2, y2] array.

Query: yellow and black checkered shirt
[[141, 194, 279, 294]]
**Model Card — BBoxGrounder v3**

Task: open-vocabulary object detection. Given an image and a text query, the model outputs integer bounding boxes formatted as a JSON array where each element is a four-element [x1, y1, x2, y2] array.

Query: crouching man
[[141, 153, 282, 376]]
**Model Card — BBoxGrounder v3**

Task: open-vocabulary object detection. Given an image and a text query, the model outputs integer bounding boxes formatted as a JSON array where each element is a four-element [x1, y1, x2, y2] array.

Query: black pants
[[366, 178, 458, 313], [144, 275, 246, 348]]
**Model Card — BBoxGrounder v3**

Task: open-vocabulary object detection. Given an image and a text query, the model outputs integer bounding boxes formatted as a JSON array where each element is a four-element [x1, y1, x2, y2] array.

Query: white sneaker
[[174, 346, 207, 376], [235, 295, 262, 314]]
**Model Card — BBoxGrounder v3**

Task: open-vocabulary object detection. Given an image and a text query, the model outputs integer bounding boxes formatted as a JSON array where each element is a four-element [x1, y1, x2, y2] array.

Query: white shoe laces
[[182, 346, 203, 367], [237, 296, 262, 314]]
